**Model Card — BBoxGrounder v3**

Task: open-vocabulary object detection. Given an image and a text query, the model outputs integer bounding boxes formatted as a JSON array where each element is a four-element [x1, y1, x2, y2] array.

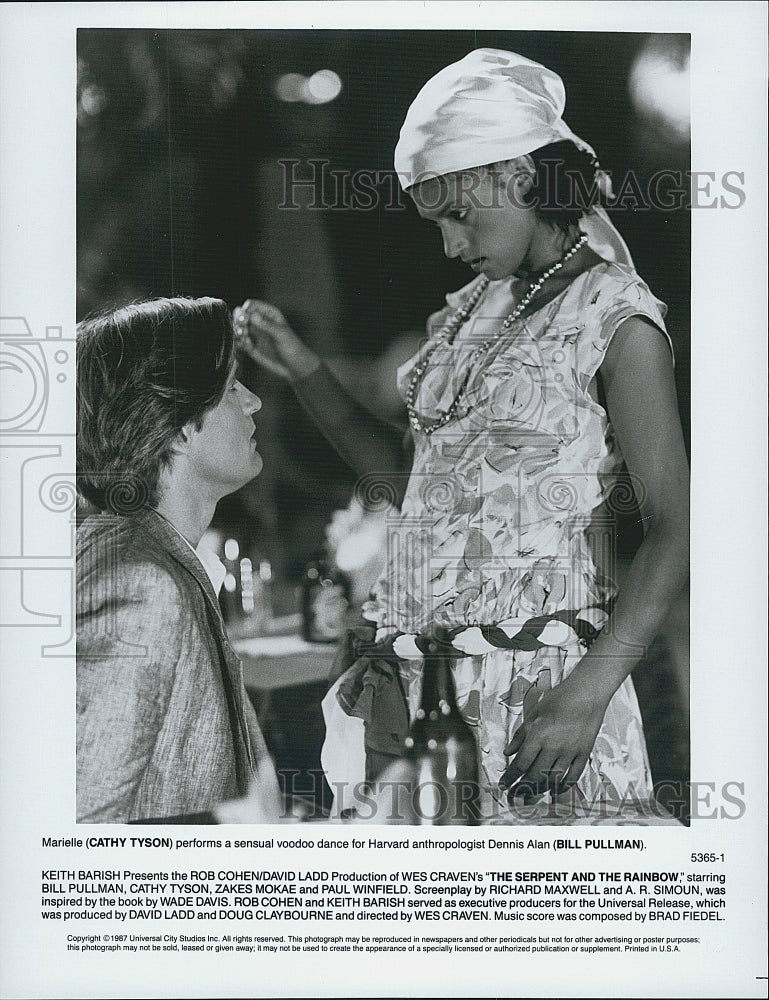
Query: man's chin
[[221, 454, 263, 495]]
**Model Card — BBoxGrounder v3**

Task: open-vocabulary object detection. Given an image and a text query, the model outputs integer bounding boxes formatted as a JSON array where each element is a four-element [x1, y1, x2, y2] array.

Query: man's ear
[[171, 422, 196, 456]]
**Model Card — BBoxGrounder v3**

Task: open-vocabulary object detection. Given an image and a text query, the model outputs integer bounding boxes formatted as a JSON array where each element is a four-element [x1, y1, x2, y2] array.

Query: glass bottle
[[403, 629, 481, 825], [245, 557, 273, 633]]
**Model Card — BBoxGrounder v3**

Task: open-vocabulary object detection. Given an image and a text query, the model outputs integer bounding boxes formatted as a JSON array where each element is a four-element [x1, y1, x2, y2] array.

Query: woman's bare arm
[[235, 300, 411, 502], [501, 316, 690, 796]]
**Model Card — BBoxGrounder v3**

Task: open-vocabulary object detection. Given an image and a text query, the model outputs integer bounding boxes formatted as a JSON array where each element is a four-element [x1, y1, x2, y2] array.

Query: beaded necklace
[[406, 232, 589, 435]]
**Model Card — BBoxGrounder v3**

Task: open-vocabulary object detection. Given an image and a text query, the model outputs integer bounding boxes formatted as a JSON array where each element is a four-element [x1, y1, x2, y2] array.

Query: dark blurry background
[[77, 29, 690, 579], [77, 29, 691, 817]]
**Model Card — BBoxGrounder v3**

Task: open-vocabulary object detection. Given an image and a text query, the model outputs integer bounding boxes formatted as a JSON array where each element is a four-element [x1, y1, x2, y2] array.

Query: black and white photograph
[[74, 27, 692, 828], [1, 3, 766, 998]]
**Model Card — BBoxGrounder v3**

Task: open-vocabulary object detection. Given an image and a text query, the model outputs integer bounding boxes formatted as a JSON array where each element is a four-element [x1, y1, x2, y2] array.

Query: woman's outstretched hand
[[233, 299, 321, 383], [499, 668, 609, 802]]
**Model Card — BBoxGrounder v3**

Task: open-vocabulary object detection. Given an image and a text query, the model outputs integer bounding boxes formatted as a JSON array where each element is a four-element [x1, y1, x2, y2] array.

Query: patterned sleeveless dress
[[360, 260, 675, 823]]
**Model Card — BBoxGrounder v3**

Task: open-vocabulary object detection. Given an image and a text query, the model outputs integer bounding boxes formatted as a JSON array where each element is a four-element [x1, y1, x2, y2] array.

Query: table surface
[[230, 615, 337, 691]]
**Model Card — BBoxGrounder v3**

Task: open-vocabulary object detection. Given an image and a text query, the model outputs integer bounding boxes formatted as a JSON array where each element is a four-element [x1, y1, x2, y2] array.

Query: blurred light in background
[[224, 537, 240, 560], [240, 557, 254, 613], [77, 57, 108, 126], [629, 35, 690, 142], [79, 83, 108, 118], [304, 69, 342, 104], [274, 69, 342, 105], [274, 72, 305, 102]]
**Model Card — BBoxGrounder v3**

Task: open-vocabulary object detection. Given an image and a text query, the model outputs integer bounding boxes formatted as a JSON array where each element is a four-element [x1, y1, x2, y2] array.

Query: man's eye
[[450, 208, 469, 221]]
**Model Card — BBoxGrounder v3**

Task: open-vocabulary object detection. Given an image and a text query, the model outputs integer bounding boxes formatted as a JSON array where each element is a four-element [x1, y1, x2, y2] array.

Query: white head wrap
[[394, 48, 634, 266]]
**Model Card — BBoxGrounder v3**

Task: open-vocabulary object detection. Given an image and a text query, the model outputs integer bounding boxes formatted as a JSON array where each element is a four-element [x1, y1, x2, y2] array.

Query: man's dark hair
[[77, 296, 235, 514]]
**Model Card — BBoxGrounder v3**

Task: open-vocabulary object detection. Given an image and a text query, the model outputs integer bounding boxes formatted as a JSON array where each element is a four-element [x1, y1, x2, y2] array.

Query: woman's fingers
[[235, 300, 321, 383], [499, 742, 542, 791], [504, 749, 554, 802], [504, 726, 525, 757], [545, 755, 578, 793], [235, 300, 290, 343], [506, 754, 570, 802], [500, 677, 547, 790], [500, 727, 578, 800], [563, 752, 590, 788], [505, 746, 586, 804], [500, 669, 597, 803], [240, 298, 287, 325], [233, 300, 298, 378]]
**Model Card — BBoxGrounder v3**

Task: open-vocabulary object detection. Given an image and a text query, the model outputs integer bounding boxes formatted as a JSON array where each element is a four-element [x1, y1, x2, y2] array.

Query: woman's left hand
[[498, 670, 610, 801]]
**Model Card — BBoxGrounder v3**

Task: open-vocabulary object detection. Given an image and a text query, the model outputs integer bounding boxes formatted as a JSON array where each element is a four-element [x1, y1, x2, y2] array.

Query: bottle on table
[[402, 628, 481, 825], [245, 557, 274, 632]]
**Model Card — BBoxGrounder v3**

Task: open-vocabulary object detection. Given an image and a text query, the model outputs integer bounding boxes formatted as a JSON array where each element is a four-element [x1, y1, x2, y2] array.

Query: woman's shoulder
[[586, 258, 655, 289], [568, 261, 674, 375], [579, 261, 668, 327]]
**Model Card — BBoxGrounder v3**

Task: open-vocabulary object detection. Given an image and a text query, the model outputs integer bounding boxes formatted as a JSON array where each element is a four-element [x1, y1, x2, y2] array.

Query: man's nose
[[238, 383, 262, 415]]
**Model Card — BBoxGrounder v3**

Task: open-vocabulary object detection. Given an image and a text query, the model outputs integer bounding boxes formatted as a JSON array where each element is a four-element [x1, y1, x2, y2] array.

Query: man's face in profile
[[183, 366, 263, 497]]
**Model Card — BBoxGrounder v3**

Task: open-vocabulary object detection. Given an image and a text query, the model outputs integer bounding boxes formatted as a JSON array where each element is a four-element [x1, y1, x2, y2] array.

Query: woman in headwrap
[[236, 50, 689, 823]]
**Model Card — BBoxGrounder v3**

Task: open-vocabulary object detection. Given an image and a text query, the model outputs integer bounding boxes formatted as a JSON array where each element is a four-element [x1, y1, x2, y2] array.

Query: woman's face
[[410, 166, 538, 281]]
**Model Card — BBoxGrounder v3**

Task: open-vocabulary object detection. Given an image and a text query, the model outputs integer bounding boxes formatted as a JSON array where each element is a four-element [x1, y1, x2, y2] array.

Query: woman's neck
[[513, 224, 602, 313], [517, 223, 580, 278]]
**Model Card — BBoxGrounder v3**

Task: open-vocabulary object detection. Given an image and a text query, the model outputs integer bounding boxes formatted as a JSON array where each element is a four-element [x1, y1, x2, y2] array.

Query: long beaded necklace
[[406, 232, 589, 435]]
